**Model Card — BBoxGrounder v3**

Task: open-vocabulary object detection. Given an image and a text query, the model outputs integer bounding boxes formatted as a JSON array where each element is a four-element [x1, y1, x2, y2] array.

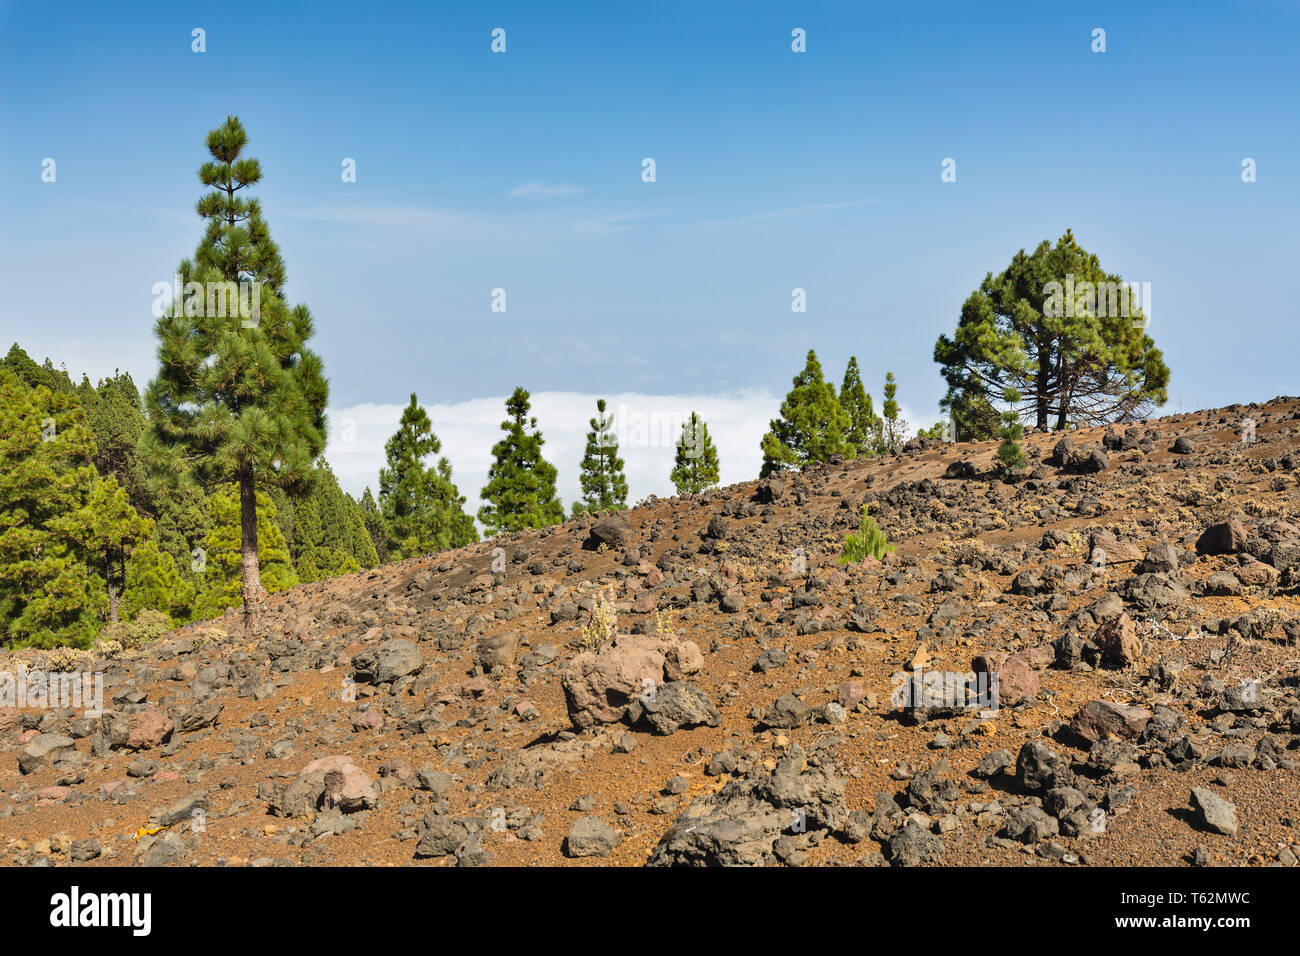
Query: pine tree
[[574, 399, 628, 515], [840, 357, 883, 456], [148, 481, 211, 585], [192, 484, 298, 620], [139, 116, 327, 629], [1, 343, 48, 389], [934, 230, 1169, 430], [358, 487, 390, 564], [940, 381, 1001, 443], [760, 350, 852, 477], [89, 371, 149, 509], [287, 459, 379, 579], [0, 371, 110, 647], [996, 389, 1028, 473], [882, 371, 908, 451], [478, 388, 564, 535], [290, 488, 320, 560], [75, 375, 96, 409], [78, 476, 152, 624], [378, 395, 478, 559], [342, 490, 379, 569], [123, 539, 195, 623], [41, 358, 75, 394], [670, 411, 720, 496]]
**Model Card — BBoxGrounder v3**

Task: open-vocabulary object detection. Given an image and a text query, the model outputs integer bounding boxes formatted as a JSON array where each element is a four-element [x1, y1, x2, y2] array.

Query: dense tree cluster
[[0, 345, 377, 649], [760, 351, 900, 477]]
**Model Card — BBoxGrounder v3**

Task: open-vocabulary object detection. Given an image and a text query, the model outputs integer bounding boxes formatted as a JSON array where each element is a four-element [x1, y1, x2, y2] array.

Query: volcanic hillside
[[3, 397, 1300, 867]]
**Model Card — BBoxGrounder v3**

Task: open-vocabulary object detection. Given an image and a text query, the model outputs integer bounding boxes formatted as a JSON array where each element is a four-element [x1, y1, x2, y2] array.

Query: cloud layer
[[326, 390, 933, 514]]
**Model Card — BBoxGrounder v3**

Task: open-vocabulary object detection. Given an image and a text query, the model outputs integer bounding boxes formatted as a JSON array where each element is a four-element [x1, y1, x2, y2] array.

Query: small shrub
[[96, 608, 173, 651], [840, 504, 894, 564], [45, 646, 89, 671], [579, 592, 617, 648], [93, 638, 125, 659]]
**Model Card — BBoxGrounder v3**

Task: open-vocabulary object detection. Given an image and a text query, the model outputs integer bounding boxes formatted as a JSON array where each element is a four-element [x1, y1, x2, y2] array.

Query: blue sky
[[2, 0, 1297, 502]]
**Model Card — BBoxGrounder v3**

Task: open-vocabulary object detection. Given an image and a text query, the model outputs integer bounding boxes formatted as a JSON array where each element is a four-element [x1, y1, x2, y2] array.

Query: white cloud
[[325, 390, 936, 514], [507, 182, 586, 200]]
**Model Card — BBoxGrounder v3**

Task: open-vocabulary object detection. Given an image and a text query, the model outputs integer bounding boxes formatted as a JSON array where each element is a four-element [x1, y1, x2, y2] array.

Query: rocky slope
[[3, 398, 1300, 867]]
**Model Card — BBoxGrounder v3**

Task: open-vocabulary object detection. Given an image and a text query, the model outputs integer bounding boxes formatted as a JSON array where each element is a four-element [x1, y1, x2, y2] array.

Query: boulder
[[1069, 700, 1152, 744], [1050, 436, 1076, 466], [125, 711, 174, 751], [1088, 530, 1143, 564], [837, 679, 867, 711], [1096, 612, 1143, 666], [1196, 519, 1248, 556], [562, 635, 667, 729], [353, 638, 424, 684], [18, 733, 75, 774], [663, 640, 704, 681], [1190, 788, 1237, 836], [1139, 542, 1181, 574], [585, 515, 633, 551], [971, 651, 1038, 707], [641, 682, 721, 735], [475, 632, 519, 670], [1016, 741, 1066, 791], [565, 816, 622, 858], [271, 756, 377, 818], [755, 477, 786, 503]]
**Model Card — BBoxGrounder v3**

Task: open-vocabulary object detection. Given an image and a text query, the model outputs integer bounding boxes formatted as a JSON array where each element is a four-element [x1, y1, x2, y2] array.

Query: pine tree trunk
[[107, 582, 119, 625], [239, 470, 266, 630], [1053, 350, 1069, 430], [1036, 348, 1050, 429]]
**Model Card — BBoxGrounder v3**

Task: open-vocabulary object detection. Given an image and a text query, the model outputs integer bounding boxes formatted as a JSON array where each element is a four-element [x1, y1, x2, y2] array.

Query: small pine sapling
[[996, 388, 1028, 473], [840, 503, 894, 564]]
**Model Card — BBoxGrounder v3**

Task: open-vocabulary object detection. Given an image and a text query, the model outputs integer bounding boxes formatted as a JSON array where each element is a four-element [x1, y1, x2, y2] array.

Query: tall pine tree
[[573, 399, 628, 515], [89, 370, 149, 510], [478, 388, 564, 535], [670, 411, 720, 496], [358, 487, 390, 564], [378, 395, 477, 558], [760, 350, 852, 477], [840, 357, 882, 456], [139, 116, 327, 628], [882, 371, 907, 451]]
